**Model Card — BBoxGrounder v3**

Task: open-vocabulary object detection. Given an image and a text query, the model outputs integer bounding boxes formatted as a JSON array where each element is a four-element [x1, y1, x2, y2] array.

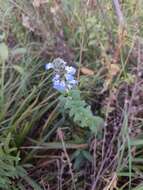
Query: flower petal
[[65, 73, 74, 81], [53, 80, 66, 92], [45, 63, 54, 70], [52, 74, 60, 82], [68, 79, 78, 85], [65, 66, 76, 75]]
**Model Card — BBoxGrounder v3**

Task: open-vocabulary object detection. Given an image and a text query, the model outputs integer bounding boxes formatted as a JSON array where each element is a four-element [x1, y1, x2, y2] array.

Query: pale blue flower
[[52, 74, 60, 82], [69, 80, 78, 85], [65, 73, 74, 81], [53, 80, 66, 92], [65, 66, 76, 75], [45, 63, 54, 70], [45, 58, 78, 92]]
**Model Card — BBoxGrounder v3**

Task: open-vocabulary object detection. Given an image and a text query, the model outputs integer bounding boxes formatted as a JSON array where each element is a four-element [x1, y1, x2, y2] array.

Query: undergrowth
[[0, 0, 143, 189]]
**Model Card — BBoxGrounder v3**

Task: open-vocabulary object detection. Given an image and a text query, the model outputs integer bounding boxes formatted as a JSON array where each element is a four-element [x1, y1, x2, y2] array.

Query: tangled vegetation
[[0, 0, 143, 189]]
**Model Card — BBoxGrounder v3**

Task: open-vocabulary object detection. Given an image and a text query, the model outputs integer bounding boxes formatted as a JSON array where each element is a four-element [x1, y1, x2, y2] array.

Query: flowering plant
[[45, 58, 104, 134], [45, 58, 78, 92]]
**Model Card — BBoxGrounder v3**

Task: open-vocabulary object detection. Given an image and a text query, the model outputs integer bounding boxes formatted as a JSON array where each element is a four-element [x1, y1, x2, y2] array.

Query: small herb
[[45, 58, 104, 134], [60, 89, 104, 134]]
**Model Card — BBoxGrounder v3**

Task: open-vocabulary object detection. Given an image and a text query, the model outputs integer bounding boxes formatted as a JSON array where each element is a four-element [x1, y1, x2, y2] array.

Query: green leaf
[[11, 48, 27, 57], [61, 89, 104, 134], [90, 116, 104, 134], [82, 150, 93, 162], [130, 185, 143, 190], [117, 172, 135, 177], [130, 140, 143, 146], [0, 32, 5, 42], [13, 65, 25, 75], [0, 42, 8, 62]]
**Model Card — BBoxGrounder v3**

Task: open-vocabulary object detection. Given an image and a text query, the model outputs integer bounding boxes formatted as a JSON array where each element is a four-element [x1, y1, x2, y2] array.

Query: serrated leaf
[[90, 116, 104, 134]]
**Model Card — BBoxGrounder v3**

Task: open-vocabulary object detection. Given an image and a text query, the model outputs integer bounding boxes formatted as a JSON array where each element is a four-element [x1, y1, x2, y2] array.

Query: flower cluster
[[45, 58, 78, 92]]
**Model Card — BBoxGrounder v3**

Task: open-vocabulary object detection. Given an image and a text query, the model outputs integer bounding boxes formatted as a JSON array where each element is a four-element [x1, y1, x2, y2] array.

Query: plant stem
[[113, 0, 125, 26]]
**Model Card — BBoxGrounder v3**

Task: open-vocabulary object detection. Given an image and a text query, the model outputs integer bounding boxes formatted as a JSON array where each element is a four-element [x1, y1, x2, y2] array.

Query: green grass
[[0, 0, 143, 189]]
